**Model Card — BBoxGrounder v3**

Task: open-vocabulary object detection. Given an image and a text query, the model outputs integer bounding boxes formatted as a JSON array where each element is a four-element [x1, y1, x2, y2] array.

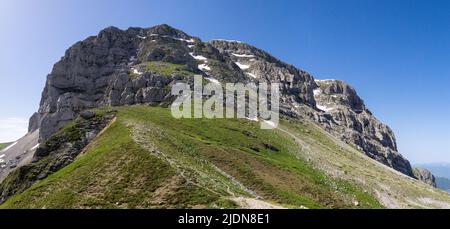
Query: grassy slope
[[0, 142, 13, 151], [280, 117, 450, 208], [0, 106, 381, 209], [0, 106, 450, 208], [3, 105, 447, 209], [1, 116, 223, 209]]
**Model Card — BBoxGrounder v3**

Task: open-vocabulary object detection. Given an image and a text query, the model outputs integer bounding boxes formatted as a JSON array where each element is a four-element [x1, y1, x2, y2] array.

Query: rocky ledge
[[0, 110, 116, 204]]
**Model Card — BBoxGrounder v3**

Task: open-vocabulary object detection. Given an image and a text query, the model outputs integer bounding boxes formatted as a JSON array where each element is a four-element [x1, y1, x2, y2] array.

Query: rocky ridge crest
[[27, 24, 419, 179]]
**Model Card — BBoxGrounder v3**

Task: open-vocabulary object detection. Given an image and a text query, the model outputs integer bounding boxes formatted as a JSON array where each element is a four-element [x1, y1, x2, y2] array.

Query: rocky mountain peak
[[145, 24, 192, 39], [413, 168, 437, 187], [314, 79, 366, 114], [27, 24, 418, 178], [311, 79, 416, 176]]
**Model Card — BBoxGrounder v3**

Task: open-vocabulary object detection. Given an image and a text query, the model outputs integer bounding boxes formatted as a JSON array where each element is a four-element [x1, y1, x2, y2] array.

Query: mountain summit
[[0, 25, 447, 208], [29, 24, 411, 175]]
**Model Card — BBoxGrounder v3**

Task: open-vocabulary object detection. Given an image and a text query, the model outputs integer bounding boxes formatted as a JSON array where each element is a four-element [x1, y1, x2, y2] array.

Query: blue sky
[[0, 0, 449, 164]]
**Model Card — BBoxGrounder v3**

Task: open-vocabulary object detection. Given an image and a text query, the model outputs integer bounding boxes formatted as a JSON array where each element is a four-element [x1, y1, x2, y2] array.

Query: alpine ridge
[[29, 24, 411, 175], [0, 24, 447, 209]]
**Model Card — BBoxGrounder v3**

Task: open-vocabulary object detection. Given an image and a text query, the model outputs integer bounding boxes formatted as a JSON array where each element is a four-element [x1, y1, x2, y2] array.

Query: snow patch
[[211, 39, 242, 43], [313, 88, 322, 96], [149, 34, 195, 43], [189, 53, 207, 61], [137, 35, 147, 39], [316, 104, 335, 112], [132, 68, 143, 75], [235, 62, 250, 70], [172, 37, 195, 43], [232, 53, 255, 58], [246, 72, 257, 78], [205, 77, 220, 84], [30, 144, 40, 151], [128, 56, 136, 66], [315, 79, 337, 83], [246, 116, 259, 122], [198, 64, 211, 71], [1, 142, 17, 152], [313, 88, 336, 112]]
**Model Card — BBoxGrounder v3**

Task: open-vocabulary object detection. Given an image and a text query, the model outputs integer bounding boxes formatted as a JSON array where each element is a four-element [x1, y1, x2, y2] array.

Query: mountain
[[0, 24, 448, 208], [2, 105, 450, 209], [416, 163, 450, 192], [436, 177, 450, 192], [417, 163, 450, 179], [412, 168, 436, 187], [28, 24, 412, 175]]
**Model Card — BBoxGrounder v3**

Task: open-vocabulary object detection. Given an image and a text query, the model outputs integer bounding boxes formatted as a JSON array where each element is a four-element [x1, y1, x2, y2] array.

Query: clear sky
[[0, 0, 449, 164]]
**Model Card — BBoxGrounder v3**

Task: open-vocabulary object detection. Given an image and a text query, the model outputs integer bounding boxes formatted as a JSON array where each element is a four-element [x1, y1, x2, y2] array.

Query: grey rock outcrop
[[209, 40, 317, 106], [34, 25, 193, 141], [311, 80, 414, 176], [32, 24, 254, 143], [0, 110, 116, 204], [209, 41, 414, 177], [413, 168, 437, 187]]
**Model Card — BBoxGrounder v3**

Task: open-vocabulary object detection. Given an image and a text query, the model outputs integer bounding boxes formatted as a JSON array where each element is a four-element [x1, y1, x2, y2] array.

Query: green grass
[[128, 61, 194, 78], [144, 61, 194, 77], [131, 107, 380, 208], [3, 105, 450, 208], [1, 118, 219, 209], [1, 105, 384, 209], [279, 116, 450, 208], [0, 142, 13, 151]]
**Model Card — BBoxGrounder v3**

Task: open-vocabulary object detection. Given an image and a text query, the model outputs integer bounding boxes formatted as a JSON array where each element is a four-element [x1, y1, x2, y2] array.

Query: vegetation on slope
[[144, 61, 193, 77], [128, 61, 194, 78], [0, 105, 382, 209], [1, 118, 220, 209], [280, 116, 450, 208], [0, 142, 13, 151], [0, 110, 116, 205]]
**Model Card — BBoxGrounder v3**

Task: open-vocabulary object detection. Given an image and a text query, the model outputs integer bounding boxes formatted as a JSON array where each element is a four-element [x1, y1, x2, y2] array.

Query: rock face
[[311, 80, 414, 176], [413, 168, 437, 187], [0, 110, 116, 204], [30, 24, 252, 142], [209, 40, 317, 106], [209, 41, 414, 177], [27, 24, 415, 178]]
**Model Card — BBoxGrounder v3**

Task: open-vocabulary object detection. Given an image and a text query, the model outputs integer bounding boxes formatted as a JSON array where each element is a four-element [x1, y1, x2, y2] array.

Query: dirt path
[[126, 121, 256, 199], [232, 197, 286, 209]]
